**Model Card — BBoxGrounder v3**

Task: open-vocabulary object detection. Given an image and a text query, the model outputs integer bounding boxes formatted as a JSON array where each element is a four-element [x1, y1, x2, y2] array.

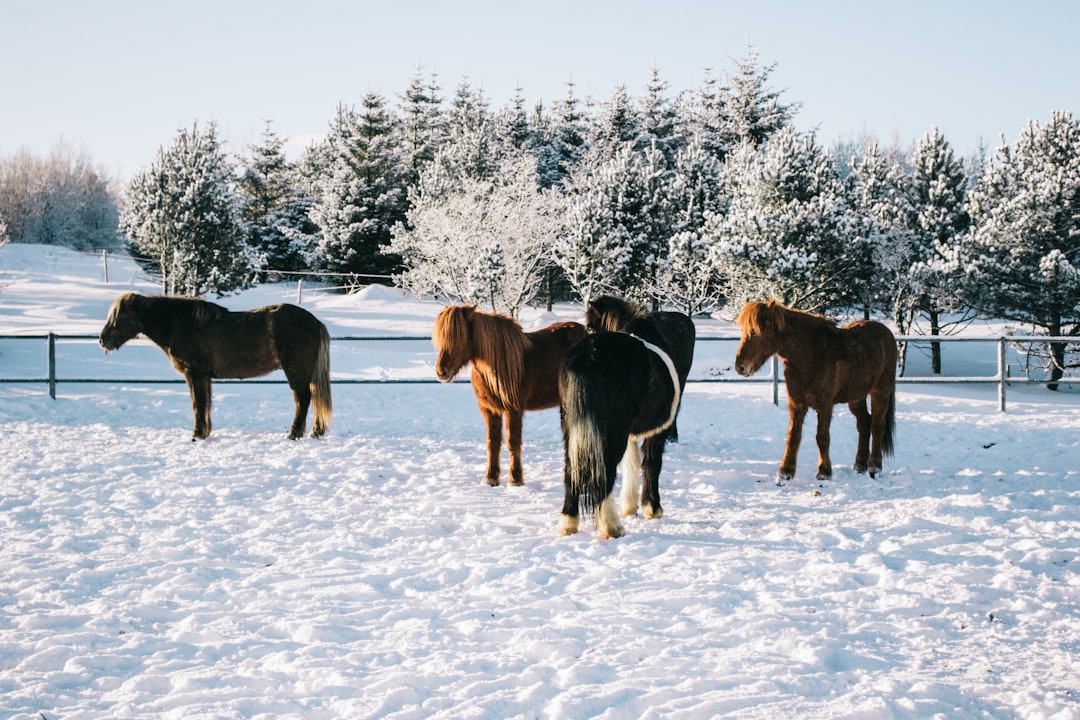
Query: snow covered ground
[[1, 244, 1078, 720]]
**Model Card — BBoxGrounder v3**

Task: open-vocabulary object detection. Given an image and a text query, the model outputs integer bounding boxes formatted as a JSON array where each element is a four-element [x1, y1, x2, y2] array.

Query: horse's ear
[[767, 300, 786, 333]]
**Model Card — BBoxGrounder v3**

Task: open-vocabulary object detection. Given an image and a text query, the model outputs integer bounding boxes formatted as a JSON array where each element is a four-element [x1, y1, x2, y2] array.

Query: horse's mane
[[435, 306, 529, 409], [141, 295, 228, 325], [737, 299, 837, 335], [586, 296, 646, 333]]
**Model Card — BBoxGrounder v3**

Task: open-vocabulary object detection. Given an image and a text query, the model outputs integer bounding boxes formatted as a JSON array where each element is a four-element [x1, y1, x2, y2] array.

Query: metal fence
[[0, 333, 1076, 411]]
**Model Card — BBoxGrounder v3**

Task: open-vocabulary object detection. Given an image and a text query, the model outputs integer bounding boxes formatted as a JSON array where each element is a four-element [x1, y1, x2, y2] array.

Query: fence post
[[48, 333, 57, 400], [771, 355, 779, 406], [102, 249, 109, 284], [998, 337, 1007, 412], [297, 278, 304, 304]]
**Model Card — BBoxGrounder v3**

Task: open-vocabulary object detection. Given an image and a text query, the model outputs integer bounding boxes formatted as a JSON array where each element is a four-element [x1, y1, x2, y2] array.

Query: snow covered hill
[[1, 245, 1078, 719]]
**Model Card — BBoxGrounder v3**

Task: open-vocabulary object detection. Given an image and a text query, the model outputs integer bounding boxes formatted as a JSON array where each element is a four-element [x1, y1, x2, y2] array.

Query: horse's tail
[[561, 367, 609, 517], [881, 390, 896, 458], [311, 326, 333, 437]]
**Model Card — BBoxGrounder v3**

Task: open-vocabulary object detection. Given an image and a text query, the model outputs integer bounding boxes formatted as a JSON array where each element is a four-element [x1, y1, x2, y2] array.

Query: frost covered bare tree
[[388, 155, 565, 317], [0, 142, 119, 250]]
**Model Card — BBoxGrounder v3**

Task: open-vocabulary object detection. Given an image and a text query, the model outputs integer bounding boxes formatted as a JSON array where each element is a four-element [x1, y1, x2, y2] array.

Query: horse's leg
[[814, 404, 833, 481], [287, 380, 312, 440], [596, 491, 625, 539], [618, 439, 641, 517], [867, 391, 889, 477], [187, 373, 212, 440], [481, 406, 503, 486], [778, 400, 808, 483], [506, 410, 524, 486], [850, 398, 871, 473], [559, 440, 580, 535], [640, 435, 665, 519]]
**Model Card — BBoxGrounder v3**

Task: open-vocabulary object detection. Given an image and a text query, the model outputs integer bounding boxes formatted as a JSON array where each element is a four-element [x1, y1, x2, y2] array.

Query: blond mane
[[737, 299, 836, 336], [433, 306, 530, 410]]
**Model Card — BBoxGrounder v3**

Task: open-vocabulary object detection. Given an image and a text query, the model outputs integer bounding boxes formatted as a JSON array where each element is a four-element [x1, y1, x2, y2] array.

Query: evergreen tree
[[683, 68, 733, 161], [638, 67, 682, 164], [656, 138, 726, 314], [706, 128, 851, 313], [533, 80, 588, 189], [120, 122, 252, 296], [442, 77, 496, 182], [588, 83, 640, 161], [845, 143, 914, 302], [905, 127, 972, 373], [558, 143, 672, 305], [966, 111, 1080, 388], [397, 65, 445, 186], [310, 96, 408, 281], [493, 85, 531, 163], [724, 47, 799, 148], [236, 121, 317, 276]]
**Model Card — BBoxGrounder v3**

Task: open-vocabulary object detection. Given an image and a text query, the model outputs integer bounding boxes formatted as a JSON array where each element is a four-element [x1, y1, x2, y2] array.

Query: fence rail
[[0, 333, 1076, 412]]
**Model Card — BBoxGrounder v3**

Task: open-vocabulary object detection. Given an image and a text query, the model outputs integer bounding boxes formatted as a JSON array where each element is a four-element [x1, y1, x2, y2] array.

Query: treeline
[[1, 51, 1077, 382]]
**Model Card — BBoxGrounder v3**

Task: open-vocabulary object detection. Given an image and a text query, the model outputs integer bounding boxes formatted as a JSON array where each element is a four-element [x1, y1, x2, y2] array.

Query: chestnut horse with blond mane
[[433, 305, 586, 486], [735, 300, 896, 484]]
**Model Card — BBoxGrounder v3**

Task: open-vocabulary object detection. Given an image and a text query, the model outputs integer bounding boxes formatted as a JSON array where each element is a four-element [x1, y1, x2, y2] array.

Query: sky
[[3, 0, 1078, 181]]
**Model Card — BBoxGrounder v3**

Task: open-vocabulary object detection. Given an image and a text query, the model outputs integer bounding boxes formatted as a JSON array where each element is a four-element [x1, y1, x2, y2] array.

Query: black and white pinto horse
[[558, 296, 696, 538]]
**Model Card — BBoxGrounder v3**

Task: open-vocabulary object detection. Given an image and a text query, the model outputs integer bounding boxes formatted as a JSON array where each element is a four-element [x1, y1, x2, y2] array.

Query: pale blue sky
[[3, 0, 1077, 179]]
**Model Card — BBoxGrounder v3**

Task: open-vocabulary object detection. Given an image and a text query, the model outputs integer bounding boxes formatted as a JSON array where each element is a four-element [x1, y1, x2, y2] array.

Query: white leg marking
[[619, 439, 641, 517], [596, 495, 625, 539], [559, 513, 579, 536]]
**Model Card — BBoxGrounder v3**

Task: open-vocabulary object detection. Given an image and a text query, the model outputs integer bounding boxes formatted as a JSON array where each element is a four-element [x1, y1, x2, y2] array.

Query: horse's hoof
[[816, 472, 832, 481], [643, 505, 663, 520], [558, 515, 579, 536], [853, 462, 868, 474], [508, 477, 524, 487], [484, 477, 500, 487], [775, 472, 792, 486], [599, 524, 626, 540], [868, 464, 882, 478]]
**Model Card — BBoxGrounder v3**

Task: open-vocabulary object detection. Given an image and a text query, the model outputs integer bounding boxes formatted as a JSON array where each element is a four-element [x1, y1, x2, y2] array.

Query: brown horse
[[433, 305, 586, 486], [99, 292, 332, 440], [735, 299, 896, 484]]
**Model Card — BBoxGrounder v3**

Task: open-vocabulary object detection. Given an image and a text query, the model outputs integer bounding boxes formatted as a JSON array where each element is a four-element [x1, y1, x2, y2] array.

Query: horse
[[558, 296, 696, 538], [432, 305, 587, 487], [99, 292, 332, 440], [734, 299, 896, 484]]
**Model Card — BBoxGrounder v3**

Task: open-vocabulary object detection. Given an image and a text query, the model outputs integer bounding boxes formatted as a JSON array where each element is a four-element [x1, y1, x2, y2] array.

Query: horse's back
[[202, 303, 325, 379], [839, 319, 897, 393], [519, 321, 586, 410], [626, 312, 696, 383]]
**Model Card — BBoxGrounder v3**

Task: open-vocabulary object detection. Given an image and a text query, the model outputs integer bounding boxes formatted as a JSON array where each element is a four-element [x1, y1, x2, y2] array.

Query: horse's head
[[432, 305, 476, 382], [585, 295, 642, 333], [734, 300, 784, 376], [99, 293, 146, 352]]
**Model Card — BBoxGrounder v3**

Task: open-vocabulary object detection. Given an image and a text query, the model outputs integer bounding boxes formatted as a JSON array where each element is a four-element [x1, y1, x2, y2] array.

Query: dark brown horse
[[559, 296, 695, 538], [99, 292, 332, 440], [433, 305, 586, 486], [735, 299, 896, 484]]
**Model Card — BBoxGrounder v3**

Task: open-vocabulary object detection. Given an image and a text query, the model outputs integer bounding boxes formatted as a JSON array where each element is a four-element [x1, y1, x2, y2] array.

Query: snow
[[1, 244, 1078, 720]]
